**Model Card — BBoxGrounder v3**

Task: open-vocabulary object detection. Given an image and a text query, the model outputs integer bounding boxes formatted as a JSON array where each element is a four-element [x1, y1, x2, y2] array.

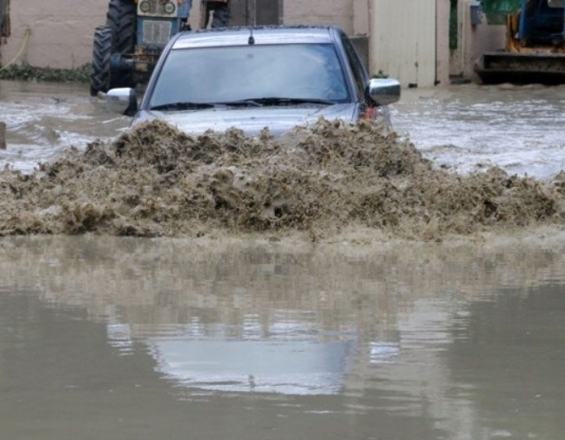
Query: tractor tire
[[106, 0, 136, 54], [90, 26, 113, 96], [106, 0, 136, 88]]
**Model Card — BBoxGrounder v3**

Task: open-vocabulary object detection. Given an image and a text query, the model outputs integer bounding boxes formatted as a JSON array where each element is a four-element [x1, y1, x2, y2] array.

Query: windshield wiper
[[210, 99, 262, 107], [149, 102, 215, 111], [149, 97, 335, 111], [243, 97, 336, 106]]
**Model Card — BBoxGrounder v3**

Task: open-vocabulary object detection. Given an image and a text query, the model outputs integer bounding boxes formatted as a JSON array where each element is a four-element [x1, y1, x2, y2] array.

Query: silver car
[[107, 26, 400, 136]]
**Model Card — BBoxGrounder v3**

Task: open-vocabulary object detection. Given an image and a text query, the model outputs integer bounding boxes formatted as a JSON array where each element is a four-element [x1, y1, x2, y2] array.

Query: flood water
[[1, 80, 564, 179], [0, 80, 127, 173], [1, 235, 565, 440], [393, 84, 565, 179], [1, 79, 565, 439]]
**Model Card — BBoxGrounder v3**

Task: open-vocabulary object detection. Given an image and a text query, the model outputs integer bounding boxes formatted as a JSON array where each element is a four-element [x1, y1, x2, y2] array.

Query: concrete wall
[[0, 0, 359, 68], [450, 0, 506, 79], [369, 0, 437, 87], [1, 0, 107, 68], [283, 0, 354, 34], [0, 0, 461, 87], [353, 0, 369, 35]]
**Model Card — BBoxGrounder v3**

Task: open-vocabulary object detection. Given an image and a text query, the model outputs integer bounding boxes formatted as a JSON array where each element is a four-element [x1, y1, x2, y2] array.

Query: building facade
[[0, 0, 512, 87]]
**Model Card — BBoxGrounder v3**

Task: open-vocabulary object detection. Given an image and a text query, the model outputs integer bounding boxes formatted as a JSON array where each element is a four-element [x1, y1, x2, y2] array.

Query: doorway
[[230, 0, 281, 26]]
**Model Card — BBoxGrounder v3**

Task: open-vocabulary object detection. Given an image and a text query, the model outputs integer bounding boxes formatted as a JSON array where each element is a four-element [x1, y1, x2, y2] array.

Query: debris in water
[[0, 119, 563, 239], [0, 121, 5, 150]]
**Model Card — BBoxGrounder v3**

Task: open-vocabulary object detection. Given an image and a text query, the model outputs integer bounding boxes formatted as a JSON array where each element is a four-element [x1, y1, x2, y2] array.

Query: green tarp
[[482, 0, 522, 24]]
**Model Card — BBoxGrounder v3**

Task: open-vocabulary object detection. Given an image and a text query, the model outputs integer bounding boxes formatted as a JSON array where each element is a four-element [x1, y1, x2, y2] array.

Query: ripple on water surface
[[0, 80, 129, 172], [1, 235, 565, 439], [392, 84, 565, 179]]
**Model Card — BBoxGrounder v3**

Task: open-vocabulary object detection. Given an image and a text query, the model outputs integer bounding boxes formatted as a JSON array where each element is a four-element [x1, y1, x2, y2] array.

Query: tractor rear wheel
[[90, 26, 113, 96], [106, 0, 136, 54], [106, 0, 136, 88]]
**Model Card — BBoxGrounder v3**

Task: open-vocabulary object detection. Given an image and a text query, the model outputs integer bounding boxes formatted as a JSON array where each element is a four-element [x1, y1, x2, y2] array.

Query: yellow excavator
[[476, 0, 565, 83]]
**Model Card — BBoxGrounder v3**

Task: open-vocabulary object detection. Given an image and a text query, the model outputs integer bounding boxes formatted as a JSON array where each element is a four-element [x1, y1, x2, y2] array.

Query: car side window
[[340, 33, 369, 103]]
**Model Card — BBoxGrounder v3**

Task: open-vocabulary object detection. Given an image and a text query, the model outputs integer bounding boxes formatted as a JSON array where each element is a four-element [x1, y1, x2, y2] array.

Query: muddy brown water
[[0, 118, 563, 239], [0, 80, 128, 173], [1, 80, 564, 181], [1, 234, 565, 440], [1, 81, 565, 439], [393, 84, 565, 179]]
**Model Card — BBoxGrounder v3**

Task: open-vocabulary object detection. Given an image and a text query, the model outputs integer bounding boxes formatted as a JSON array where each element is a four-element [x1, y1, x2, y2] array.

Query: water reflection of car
[[106, 26, 401, 136], [149, 337, 353, 395]]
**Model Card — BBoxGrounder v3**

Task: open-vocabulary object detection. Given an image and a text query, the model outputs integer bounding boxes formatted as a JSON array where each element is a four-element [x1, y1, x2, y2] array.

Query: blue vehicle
[[90, 0, 194, 96], [476, 0, 565, 84]]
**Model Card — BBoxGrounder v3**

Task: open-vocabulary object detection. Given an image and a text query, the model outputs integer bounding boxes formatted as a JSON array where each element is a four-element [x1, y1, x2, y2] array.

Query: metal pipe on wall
[[250, 0, 257, 25], [0, 0, 10, 39]]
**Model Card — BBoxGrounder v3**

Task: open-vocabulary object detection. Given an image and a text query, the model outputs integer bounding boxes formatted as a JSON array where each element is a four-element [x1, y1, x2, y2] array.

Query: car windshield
[[148, 43, 350, 109]]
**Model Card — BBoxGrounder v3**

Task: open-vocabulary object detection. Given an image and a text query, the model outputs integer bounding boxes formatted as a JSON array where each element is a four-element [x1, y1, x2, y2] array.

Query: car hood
[[133, 104, 358, 136]]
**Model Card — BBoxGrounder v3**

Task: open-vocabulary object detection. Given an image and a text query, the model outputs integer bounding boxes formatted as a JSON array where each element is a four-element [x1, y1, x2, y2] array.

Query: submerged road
[[1, 79, 565, 440], [0, 80, 564, 179], [393, 83, 565, 179]]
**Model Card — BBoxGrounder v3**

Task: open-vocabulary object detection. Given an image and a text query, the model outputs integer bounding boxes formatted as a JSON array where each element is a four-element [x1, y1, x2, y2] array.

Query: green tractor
[[90, 0, 194, 96]]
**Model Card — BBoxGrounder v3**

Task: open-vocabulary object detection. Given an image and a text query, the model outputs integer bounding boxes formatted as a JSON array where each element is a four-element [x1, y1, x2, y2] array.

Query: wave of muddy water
[[0, 117, 564, 239], [1, 80, 564, 240], [1, 234, 565, 439], [2, 80, 564, 181]]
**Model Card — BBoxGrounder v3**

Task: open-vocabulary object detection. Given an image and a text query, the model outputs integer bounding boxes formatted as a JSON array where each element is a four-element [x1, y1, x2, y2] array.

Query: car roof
[[172, 26, 338, 49]]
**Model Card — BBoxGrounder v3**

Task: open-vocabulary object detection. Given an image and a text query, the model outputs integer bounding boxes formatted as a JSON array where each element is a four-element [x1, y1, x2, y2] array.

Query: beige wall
[[1, 0, 359, 68], [0, 0, 456, 88], [283, 0, 354, 34], [353, 0, 369, 35], [1, 0, 107, 68], [369, 0, 437, 87]]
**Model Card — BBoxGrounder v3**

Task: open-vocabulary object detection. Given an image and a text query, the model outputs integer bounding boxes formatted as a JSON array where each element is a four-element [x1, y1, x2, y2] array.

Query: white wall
[[369, 0, 437, 87]]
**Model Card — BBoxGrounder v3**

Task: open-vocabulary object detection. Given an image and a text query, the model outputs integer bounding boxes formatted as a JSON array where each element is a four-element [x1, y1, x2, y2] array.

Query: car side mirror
[[367, 78, 401, 106], [106, 88, 138, 116]]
